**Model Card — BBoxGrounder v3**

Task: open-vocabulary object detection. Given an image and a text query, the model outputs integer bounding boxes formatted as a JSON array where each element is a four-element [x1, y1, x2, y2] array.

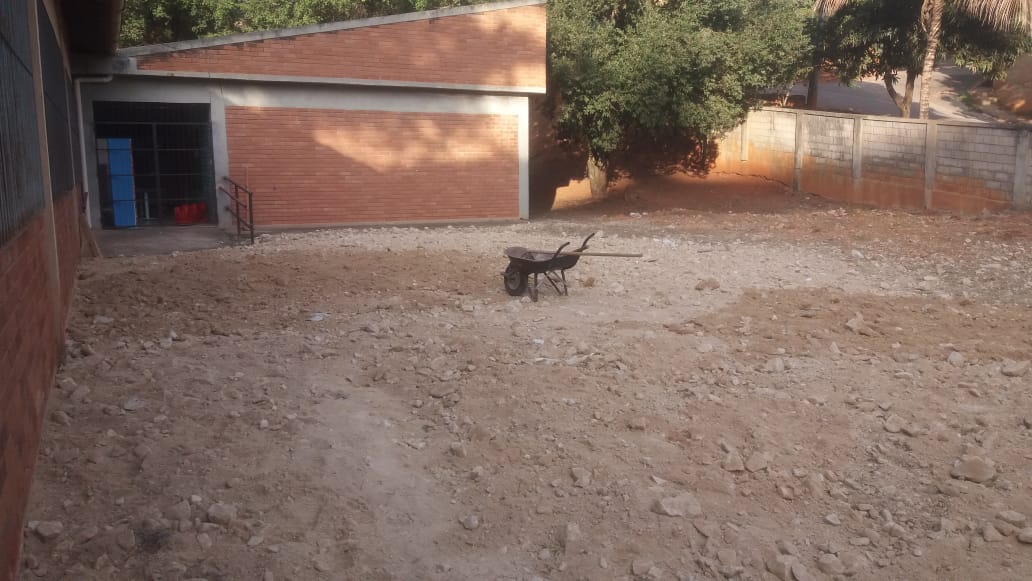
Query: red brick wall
[[225, 107, 519, 225], [137, 4, 546, 89], [0, 212, 66, 579]]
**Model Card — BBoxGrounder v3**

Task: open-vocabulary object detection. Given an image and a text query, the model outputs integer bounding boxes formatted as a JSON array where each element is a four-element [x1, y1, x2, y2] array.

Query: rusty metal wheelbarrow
[[502, 233, 597, 301]]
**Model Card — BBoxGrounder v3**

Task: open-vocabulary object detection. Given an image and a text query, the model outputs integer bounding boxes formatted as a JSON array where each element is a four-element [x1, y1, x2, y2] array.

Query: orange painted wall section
[[709, 111, 1027, 214], [136, 5, 547, 89], [225, 107, 520, 225]]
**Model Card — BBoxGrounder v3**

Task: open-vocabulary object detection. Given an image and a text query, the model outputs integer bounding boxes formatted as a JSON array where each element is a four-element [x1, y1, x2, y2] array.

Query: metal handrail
[[219, 176, 255, 245]]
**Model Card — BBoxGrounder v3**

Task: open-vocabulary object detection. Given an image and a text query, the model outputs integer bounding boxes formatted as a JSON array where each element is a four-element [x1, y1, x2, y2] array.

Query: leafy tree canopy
[[820, 0, 1031, 117], [119, 0, 476, 47], [548, 0, 813, 193]]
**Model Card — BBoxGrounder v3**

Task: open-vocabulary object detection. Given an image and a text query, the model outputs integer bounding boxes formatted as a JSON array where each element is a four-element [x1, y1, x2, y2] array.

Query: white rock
[[34, 521, 63, 541], [745, 452, 769, 472], [983, 523, 1004, 542], [791, 561, 817, 581], [206, 502, 237, 525], [1001, 360, 1030, 377], [722, 450, 745, 472], [559, 522, 583, 549], [817, 553, 845, 575], [122, 397, 146, 411], [997, 510, 1027, 526], [571, 467, 592, 487], [764, 358, 785, 373], [51, 410, 72, 426], [165, 500, 192, 521], [631, 559, 653, 575], [950, 456, 996, 483], [651, 493, 702, 517], [765, 553, 795, 580], [461, 515, 480, 530]]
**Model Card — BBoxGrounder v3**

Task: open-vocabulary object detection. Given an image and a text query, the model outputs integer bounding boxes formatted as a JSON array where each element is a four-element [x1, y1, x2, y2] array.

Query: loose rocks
[[745, 452, 769, 473], [559, 523, 582, 550], [695, 278, 721, 291], [950, 456, 996, 483], [722, 451, 745, 472], [1001, 360, 1030, 377], [206, 502, 238, 525], [998, 511, 1027, 526], [571, 467, 592, 488], [817, 554, 845, 575], [34, 521, 63, 542], [651, 492, 702, 517], [50, 411, 71, 426]]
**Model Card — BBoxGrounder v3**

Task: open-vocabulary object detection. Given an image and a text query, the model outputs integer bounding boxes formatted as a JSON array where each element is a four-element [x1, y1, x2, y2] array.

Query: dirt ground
[[19, 180, 1032, 581]]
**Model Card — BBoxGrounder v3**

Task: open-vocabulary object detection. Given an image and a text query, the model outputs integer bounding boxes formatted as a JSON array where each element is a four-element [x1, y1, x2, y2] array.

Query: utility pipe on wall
[[74, 75, 113, 228]]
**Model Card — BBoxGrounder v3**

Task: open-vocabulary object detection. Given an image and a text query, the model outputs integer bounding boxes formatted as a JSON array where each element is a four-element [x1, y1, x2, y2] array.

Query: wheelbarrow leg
[[560, 269, 569, 295], [530, 273, 539, 302], [544, 270, 563, 296]]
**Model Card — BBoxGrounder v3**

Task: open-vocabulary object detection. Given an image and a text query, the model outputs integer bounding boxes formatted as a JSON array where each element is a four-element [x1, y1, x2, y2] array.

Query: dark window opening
[[94, 101, 215, 228]]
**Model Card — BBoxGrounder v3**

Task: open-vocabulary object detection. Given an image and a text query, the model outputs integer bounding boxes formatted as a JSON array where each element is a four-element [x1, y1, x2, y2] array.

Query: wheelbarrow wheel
[[503, 265, 528, 296]]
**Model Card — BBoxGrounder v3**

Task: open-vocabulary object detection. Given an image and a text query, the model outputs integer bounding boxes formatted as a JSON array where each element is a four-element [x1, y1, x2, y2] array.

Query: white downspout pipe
[[74, 75, 113, 228]]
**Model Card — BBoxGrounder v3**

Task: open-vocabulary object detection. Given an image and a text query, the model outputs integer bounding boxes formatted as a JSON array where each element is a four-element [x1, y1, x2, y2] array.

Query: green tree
[[549, 0, 813, 197], [816, 0, 1032, 119], [821, 0, 1030, 117], [119, 0, 477, 47]]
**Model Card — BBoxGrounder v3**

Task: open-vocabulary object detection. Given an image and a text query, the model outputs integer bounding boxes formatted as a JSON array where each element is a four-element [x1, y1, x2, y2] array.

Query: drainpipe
[[74, 75, 113, 228]]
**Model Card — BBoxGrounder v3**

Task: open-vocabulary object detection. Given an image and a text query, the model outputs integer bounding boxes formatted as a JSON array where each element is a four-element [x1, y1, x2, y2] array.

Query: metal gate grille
[[38, 0, 75, 197], [94, 102, 215, 227], [0, 0, 44, 245]]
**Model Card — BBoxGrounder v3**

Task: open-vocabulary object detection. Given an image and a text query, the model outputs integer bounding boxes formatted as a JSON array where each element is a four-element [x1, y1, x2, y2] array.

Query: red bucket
[[174, 204, 190, 225]]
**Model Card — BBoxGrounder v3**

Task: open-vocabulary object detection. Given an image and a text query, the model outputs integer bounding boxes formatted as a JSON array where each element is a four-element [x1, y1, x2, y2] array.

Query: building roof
[[61, 0, 124, 54]]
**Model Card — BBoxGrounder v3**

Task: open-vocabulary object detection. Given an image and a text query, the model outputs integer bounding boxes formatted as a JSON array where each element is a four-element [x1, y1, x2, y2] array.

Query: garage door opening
[[94, 102, 215, 228]]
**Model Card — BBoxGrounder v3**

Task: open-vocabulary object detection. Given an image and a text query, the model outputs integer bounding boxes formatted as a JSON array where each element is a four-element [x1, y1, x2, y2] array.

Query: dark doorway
[[94, 101, 215, 228]]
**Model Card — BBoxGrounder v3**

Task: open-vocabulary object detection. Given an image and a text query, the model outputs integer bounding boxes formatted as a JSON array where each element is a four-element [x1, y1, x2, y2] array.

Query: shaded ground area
[[95, 225, 233, 257], [21, 187, 1032, 581]]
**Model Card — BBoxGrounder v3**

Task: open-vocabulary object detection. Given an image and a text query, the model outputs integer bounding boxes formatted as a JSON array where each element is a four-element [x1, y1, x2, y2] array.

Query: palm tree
[[815, 0, 1032, 118]]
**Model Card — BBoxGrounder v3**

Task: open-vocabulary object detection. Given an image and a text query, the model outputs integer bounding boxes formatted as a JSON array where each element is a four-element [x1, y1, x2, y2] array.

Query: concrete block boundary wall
[[715, 108, 1032, 213]]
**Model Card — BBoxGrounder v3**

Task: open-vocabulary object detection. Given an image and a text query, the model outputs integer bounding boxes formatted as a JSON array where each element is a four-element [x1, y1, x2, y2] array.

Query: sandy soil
[[19, 187, 1032, 581]]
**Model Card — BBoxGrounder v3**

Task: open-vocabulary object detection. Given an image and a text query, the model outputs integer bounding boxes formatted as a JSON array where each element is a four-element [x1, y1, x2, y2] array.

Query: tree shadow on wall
[[528, 94, 585, 216], [223, 104, 525, 226]]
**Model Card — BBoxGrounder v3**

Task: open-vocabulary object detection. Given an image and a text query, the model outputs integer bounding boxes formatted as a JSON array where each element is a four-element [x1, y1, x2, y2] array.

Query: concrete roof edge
[[119, 0, 547, 56], [117, 69, 547, 95]]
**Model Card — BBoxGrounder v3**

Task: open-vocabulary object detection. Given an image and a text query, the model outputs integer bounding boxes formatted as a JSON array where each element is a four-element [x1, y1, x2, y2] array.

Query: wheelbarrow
[[502, 233, 642, 301]]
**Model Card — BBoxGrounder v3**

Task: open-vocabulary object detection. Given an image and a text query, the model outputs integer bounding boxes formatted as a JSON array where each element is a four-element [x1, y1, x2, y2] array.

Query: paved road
[[788, 65, 996, 122]]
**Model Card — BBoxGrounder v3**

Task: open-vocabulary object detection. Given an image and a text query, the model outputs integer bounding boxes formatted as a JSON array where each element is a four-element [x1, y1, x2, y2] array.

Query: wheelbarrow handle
[[574, 232, 597, 253], [549, 241, 572, 263]]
